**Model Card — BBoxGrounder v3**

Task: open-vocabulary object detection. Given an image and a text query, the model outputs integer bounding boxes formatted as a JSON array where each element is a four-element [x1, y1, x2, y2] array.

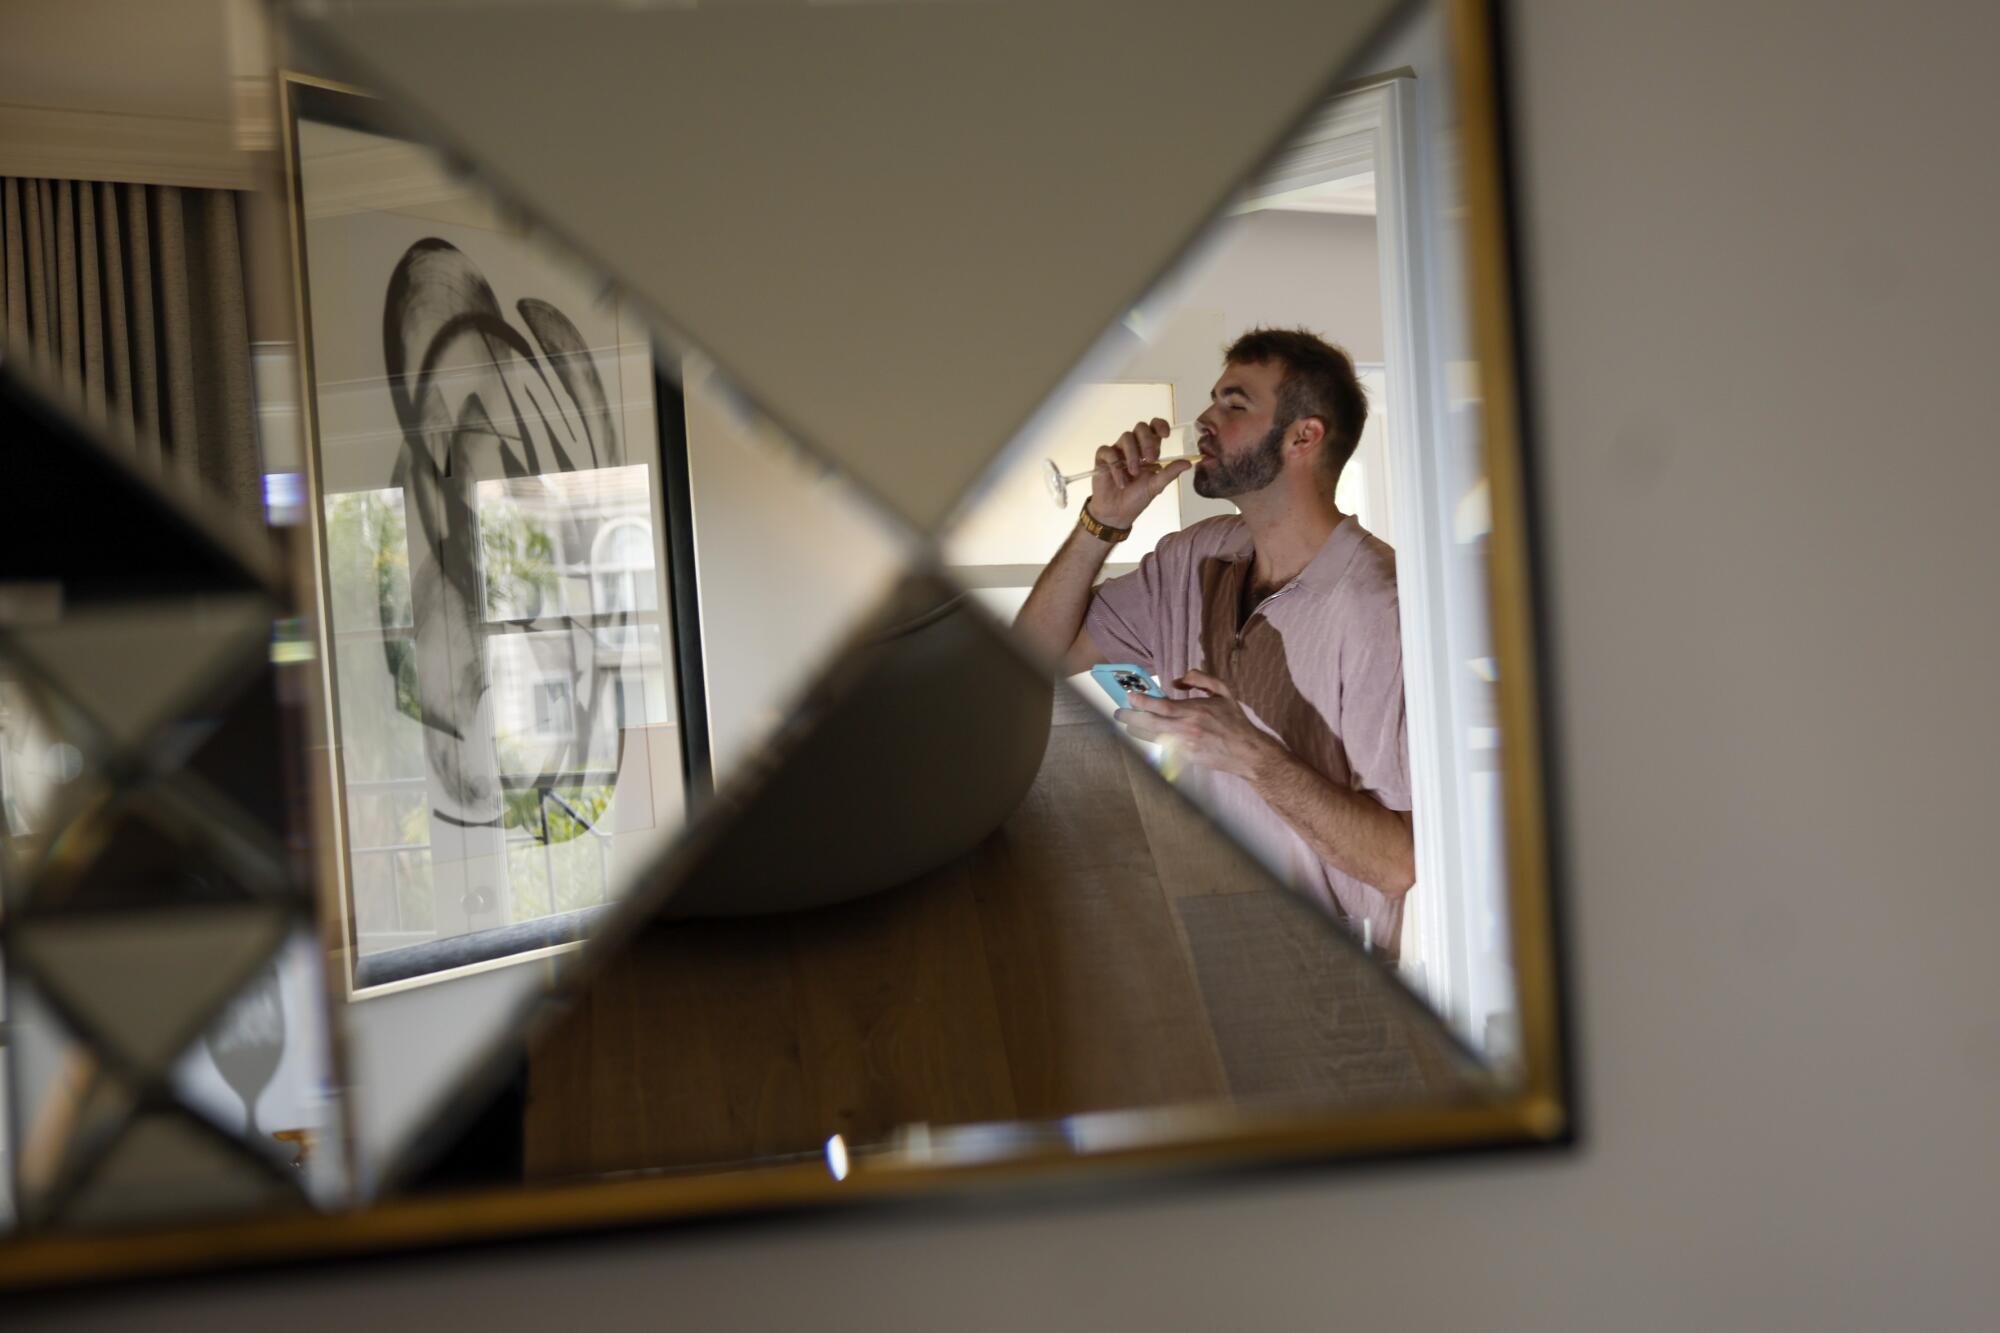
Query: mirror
[[944, 66, 1516, 1061], [517, 578, 1485, 1186], [276, 77, 918, 1189], [0, 363, 335, 1236], [0, 0, 1564, 1289]]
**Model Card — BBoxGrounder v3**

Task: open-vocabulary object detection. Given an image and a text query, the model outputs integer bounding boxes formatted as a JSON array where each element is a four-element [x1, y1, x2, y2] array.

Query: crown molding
[[0, 100, 256, 191]]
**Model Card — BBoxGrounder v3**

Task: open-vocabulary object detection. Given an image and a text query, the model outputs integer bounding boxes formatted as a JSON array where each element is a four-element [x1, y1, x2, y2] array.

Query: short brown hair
[[1223, 327, 1368, 486]]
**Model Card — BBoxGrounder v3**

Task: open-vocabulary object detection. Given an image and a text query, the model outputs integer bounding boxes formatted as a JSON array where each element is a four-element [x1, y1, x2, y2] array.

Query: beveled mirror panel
[[0, 0, 1565, 1290], [281, 0, 1411, 533], [273, 74, 920, 1191], [515, 582, 1488, 1189], [943, 64, 1519, 1062]]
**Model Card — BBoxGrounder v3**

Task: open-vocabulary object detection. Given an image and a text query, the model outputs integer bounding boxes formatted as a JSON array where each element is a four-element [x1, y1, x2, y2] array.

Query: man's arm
[[1244, 743, 1416, 896], [1013, 526, 1117, 676], [1012, 417, 1190, 676], [1119, 670, 1416, 895]]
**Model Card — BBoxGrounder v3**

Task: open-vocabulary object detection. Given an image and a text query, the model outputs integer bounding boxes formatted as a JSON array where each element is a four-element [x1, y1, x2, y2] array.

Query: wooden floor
[[523, 687, 1472, 1181]]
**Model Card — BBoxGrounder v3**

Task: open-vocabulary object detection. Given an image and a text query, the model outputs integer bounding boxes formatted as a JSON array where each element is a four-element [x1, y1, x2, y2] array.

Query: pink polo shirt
[[1086, 514, 1412, 956]]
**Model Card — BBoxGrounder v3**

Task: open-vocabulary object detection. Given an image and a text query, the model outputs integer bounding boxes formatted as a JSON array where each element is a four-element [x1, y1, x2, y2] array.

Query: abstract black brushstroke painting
[[381, 238, 626, 831]]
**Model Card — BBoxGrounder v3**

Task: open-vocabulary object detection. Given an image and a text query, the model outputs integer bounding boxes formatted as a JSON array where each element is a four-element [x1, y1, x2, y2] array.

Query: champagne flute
[[1042, 420, 1205, 508], [206, 963, 285, 1140]]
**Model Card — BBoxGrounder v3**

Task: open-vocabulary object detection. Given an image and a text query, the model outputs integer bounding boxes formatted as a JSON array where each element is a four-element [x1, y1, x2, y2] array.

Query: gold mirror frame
[[0, 0, 1567, 1291]]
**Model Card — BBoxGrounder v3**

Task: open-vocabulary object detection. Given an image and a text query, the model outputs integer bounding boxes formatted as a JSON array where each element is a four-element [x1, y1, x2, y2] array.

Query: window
[[531, 679, 575, 738], [323, 471, 679, 962]]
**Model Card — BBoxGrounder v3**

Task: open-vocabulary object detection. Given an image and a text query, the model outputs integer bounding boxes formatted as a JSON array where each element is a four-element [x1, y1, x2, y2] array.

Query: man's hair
[[1223, 327, 1368, 487]]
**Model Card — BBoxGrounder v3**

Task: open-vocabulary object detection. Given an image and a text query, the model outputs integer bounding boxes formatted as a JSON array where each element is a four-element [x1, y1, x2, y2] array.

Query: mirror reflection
[[518, 578, 1480, 1185], [406, 10, 1519, 1188], [948, 56, 1514, 1063], [294, 99, 691, 985], [279, 79, 913, 1188], [0, 359, 334, 1235], [0, 0, 1553, 1264]]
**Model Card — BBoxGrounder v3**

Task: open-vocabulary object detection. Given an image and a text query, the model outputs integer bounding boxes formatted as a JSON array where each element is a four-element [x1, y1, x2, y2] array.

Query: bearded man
[[1014, 327, 1414, 955]]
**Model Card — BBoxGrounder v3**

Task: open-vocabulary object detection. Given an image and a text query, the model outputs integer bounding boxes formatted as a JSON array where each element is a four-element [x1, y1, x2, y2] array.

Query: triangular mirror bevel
[[382, 580, 1480, 1190], [55, 1110, 303, 1230], [12, 904, 293, 1080], [281, 0, 1406, 531], [3, 595, 276, 760]]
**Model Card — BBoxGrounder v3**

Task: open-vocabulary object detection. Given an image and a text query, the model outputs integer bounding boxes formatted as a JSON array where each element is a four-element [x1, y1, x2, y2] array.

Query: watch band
[[1078, 499, 1131, 544]]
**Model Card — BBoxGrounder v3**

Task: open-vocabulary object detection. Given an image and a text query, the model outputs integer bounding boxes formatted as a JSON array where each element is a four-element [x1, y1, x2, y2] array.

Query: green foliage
[[323, 492, 426, 783], [502, 783, 616, 921], [479, 499, 560, 620], [325, 490, 413, 629], [396, 795, 430, 847], [543, 786, 613, 842]]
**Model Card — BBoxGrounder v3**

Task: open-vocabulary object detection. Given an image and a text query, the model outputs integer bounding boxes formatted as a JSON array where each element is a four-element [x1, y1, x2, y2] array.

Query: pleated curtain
[[1, 177, 260, 519]]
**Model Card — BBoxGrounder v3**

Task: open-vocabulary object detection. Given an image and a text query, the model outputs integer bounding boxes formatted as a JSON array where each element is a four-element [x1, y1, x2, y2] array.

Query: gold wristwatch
[[1078, 499, 1131, 543]]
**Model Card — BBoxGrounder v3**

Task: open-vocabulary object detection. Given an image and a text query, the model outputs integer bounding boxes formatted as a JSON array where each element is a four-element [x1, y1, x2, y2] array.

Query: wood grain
[[1176, 890, 1465, 1105], [525, 704, 1473, 1180], [525, 917, 811, 1179], [963, 721, 1229, 1117], [1123, 746, 1267, 901], [785, 868, 1019, 1146]]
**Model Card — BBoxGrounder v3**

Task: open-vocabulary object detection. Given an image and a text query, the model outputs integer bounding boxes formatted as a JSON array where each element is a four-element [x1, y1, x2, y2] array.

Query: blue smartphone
[[1089, 663, 1165, 710]]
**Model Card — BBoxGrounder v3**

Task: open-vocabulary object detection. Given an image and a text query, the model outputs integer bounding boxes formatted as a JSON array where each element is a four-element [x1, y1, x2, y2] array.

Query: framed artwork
[[280, 77, 708, 993]]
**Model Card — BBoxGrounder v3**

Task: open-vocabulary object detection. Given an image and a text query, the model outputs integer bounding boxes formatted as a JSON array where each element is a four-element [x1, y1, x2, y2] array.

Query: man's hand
[[1090, 417, 1192, 528], [1117, 669, 1418, 896], [1115, 669, 1281, 781]]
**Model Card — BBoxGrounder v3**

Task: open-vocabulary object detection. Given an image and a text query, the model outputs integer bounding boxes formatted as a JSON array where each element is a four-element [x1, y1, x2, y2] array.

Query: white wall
[[1132, 209, 1384, 366], [1120, 209, 1383, 527], [679, 359, 915, 783], [20, 0, 2000, 1326], [0, 0, 231, 121]]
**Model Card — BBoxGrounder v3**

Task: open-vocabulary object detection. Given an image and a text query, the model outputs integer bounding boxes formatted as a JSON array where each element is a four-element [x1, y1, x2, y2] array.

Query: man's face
[[1192, 359, 1288, 500]]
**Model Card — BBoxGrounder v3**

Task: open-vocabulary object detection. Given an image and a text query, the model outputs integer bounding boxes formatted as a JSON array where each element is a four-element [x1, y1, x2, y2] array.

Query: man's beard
[[1192, 421, 1287, 499]]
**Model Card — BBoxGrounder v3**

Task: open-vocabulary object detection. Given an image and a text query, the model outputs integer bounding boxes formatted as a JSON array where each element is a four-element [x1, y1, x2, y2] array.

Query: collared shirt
[[1085, 514, 1411, 955]]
